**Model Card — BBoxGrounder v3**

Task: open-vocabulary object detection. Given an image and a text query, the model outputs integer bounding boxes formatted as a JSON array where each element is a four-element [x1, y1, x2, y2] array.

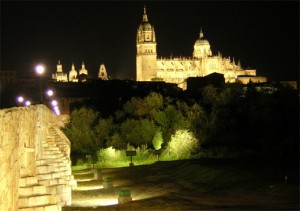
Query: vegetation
[[63, 84, 298, 166]]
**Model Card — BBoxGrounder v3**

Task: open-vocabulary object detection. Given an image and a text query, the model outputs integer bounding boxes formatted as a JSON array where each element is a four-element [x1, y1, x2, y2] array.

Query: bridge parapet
[[0, 105, 74, 211]]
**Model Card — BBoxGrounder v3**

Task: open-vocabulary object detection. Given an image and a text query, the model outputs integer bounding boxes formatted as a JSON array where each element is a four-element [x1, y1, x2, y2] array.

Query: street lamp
[[17, 96, 24, 104], [25, 100, 31, 106], [46, 89, 53, 97], [35, 64, 45, 103]]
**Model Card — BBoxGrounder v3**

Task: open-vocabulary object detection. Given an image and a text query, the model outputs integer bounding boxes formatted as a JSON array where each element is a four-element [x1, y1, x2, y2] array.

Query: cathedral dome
[[195, 38, 209, 45], [194, 29, 209, 45]]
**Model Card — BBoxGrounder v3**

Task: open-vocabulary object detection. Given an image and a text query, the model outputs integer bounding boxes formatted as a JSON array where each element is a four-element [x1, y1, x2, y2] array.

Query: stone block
[[38, 179, 59, 186], [58, 178, 66, 185], [46, 186, 57, 195], [25, 176, 38, 186], [19, 178, 27, 187], [68, 179, 77, 186], [93, 169, 102, 180], [33, 185, 49, 195], [37, 173, 52, 180], [33, 207, 44, 211], [118, 190, 132, 204], [36, 165, 55, 174], [19, 186, 34, 197], [103, 177, 113, 188], [28, 194, 56, 206], [118, 196, 132, 204], [18, 197, 29, 207], [20, 168, 31, 177], [44, 204, 62, 211]]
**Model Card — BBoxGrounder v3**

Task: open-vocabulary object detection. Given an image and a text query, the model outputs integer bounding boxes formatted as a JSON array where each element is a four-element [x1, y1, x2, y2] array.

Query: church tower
[[136, 6, 157, 81], [52, 60, 68, 82], [98, 63, 108, 80], [193, 29, 212, 59], [69, 63, 78, 82], [79, 61, 88, 75]]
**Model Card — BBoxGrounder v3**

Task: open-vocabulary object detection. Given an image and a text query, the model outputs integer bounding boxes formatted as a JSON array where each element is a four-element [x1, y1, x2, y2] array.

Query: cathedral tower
[[136, 6, 157, 81], [69, 63, 78, 82], [98, 63, 108, 80], [193, 29, 212, 59]]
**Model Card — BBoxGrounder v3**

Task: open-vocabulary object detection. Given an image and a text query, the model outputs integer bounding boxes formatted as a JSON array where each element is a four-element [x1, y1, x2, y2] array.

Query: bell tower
[[136, 6, 157, 81]]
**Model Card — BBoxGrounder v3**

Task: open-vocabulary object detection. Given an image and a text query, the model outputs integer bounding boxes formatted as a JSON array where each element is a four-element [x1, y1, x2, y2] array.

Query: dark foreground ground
[[63, 159, 299, 210]]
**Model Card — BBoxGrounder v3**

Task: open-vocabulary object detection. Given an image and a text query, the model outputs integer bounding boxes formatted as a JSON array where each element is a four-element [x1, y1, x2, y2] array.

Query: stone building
[[69, 64, 78, 82], [52, 61, 68, 82], [98, 63, 108, 80], [52, 61, 109, 82], [136, 6, 267, 89]]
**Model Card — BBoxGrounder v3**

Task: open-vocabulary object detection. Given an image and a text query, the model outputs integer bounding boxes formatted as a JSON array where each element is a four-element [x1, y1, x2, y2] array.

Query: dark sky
[[1, 1, 299, 81]]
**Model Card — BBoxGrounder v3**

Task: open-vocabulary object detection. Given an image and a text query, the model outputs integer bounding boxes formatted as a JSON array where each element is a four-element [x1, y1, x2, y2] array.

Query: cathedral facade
[[136, 7, 266, 89]]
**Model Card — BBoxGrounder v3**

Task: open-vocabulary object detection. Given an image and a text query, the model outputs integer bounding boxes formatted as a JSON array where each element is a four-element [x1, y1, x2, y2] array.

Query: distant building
[[79, 62, 88, 76], [52, 61, 68, 82], [51, 61, 109, 82], [98, 64, 108, 80], [69, 64, 78, 82], [136, 6, 267, 89]]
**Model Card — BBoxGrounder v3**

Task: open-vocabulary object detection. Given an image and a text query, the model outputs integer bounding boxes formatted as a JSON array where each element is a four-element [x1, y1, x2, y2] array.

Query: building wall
[[0, 105, 75, 210], [237, 76, 267, 84]]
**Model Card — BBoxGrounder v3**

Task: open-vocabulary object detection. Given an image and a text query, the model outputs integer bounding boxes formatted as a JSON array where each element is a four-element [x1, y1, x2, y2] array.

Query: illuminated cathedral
[[136, 6, 267, 89], [52, 61, 108, 82]]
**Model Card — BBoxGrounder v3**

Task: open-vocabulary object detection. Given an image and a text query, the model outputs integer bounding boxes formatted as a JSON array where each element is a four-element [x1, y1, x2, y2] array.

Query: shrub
[[162, 129, 199, 160]]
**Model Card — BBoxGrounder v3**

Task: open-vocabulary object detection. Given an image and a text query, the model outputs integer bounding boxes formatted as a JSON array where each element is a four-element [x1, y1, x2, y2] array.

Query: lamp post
[[46, 89, 53, 97], [35, 64, 45, 103], [17, 96, 24, 104]]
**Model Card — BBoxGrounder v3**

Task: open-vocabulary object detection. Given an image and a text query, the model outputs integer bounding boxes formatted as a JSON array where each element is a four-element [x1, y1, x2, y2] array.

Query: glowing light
[[75, 178, 93, 182], [35, 64, 45, 75], [51, 100, 58, 106], [46, 89, 53, 97], [98, 199, 118, 206], [17, 96, 24, 103], [72, 198, 118, 207], [25, 100, 31, 106], [74, 185, 103, 190]]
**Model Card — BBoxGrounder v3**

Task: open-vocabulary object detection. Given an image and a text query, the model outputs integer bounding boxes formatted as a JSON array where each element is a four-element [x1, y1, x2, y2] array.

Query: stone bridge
[[0, 105, 76, 211]]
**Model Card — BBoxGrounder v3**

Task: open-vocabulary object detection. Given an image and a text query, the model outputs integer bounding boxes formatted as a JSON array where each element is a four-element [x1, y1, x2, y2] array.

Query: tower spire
[[199, 28, 204, 39], [143, 5, 148, 22]]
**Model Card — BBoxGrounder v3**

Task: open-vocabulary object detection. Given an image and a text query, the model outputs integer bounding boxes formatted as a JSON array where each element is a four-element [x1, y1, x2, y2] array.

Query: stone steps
[[18, 126, 72, 210], [18, 194, 57, 208], [19, 176, 38, 187], [19, 185, 49, 197], [18, 204, 61, 211]]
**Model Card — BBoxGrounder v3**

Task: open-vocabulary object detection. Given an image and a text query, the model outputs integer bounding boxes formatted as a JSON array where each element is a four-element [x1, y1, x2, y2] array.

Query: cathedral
[[136, 7, 267, 89], [52, 61, 108, 82]]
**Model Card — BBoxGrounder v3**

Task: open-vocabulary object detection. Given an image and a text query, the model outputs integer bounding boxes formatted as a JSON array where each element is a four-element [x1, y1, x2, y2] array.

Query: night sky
[[1, 1, 299, 81]]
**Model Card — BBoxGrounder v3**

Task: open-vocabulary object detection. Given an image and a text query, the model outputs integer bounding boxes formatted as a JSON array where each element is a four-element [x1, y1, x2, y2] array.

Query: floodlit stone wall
[[0, 105, 74, 211]]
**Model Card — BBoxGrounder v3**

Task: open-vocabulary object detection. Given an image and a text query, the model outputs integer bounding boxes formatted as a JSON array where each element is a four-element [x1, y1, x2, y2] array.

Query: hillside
[[64, 159, 299, 210]]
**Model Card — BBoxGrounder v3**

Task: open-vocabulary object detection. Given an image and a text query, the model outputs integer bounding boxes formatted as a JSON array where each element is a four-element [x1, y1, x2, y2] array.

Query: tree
[[94, 117, 115, 148], [118, 118, 158, 148], [63, 107, 99, 164], [163, 129, 199, 160], [152, 130, 163, 150]]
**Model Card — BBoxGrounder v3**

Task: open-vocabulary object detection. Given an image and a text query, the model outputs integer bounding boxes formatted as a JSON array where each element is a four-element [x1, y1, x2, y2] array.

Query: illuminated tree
[[163, 129, 199, 160], [152, 130, 163, 150]]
